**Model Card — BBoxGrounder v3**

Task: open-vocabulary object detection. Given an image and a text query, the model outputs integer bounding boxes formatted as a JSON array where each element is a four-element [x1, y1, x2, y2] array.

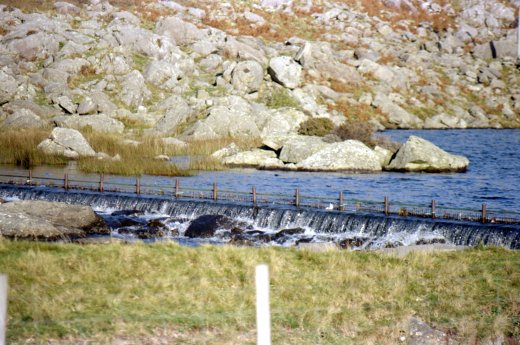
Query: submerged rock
[[386, 136, 469, 172]]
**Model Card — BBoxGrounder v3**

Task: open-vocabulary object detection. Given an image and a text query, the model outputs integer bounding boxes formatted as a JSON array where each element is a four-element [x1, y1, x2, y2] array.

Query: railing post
[[0, 274, 7, 345], [136, 177, 141, 195], [27, 169, 33, 185], [295, 188, 300, 208], [252, 187, 257, 206], [339, 191, 344, 211], [431, 199, 436, 219], [175, 178, 180, 198], [384, 196, 389, 216], [64, 173, 69, 190], [481, 203, 487, 223], [99, 173, 104, 192], [213, 182, 218, 201]]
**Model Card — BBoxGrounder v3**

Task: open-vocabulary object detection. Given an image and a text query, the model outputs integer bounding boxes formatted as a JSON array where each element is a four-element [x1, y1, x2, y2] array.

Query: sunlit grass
[[0, 129, 68, 168], [78, 132, 190, 176], [0, 241, 518, 344]]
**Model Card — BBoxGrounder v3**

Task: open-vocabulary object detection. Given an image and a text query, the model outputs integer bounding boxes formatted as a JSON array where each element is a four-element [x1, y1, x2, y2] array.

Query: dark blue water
[[0, 129, 518, 214]]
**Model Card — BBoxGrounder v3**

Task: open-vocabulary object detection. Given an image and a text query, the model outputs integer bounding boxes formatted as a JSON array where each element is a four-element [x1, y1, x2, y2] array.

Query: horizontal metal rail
[[0, 171, 519, 225]]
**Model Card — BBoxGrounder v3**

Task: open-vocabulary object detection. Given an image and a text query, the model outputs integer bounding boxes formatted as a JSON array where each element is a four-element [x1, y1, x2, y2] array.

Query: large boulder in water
[[386, 136, 469, 172], [279, 135, 329, 164], [296, 140, 382, 171], [185, 215, 236, 238], [0, 200, 109, 240]]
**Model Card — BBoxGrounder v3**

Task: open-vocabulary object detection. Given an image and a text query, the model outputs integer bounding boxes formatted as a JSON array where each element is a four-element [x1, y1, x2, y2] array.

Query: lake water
[[0, 129, 519, 214]]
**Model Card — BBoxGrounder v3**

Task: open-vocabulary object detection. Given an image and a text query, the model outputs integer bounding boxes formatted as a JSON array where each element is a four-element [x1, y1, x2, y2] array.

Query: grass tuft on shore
[[0, 241, 518, 344], [0, 129, 68, 168], [78, 133, 191, 176]]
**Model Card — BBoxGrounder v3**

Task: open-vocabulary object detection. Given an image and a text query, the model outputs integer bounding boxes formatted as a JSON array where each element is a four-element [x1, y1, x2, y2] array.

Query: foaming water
[[0, 185, 518, 249]]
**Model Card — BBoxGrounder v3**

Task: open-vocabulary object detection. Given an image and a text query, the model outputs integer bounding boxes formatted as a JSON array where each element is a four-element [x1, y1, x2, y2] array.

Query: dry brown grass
[[202, 9, 326, 43], [335, 0, 456, 33], [333, 120, 377, 147], [328, 100, 382, 123], [79, 64, 96, 76], [0, 129, 67, 168], [77, 132, 189, 176]]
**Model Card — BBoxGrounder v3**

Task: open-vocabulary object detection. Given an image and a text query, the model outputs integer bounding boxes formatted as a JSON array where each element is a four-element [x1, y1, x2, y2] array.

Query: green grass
[[0, 241, 518, 344], [263, 88, 301, 110]]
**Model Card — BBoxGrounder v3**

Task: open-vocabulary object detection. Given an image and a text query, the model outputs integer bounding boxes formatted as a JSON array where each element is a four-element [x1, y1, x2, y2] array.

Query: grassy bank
[[0, 241, 518, 344]]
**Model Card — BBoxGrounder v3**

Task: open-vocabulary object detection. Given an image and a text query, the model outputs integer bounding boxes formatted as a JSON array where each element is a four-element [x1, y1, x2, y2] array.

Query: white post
[[255, 265, 271, 345], [0, 275, 7, 345]]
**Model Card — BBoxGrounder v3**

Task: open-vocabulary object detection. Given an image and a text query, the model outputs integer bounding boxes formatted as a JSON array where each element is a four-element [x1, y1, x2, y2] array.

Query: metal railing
[[0, 170, 519, 225]]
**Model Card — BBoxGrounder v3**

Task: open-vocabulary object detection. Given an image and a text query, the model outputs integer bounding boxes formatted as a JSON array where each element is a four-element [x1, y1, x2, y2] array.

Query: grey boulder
[[222, 149, 278, 167], [232, 61, 264, 94], [1, 108, 47, 129], [183, 103, 260, 140], [37, 127, 96, 158], [386, 136, 469, 172], [156, 17, 207, 46], [279, 136, 329, 163], [373, 93, 423, 129], [0, 200, 108, 240], [151, 96, 192, 134], [268, 56, 302, 89], [53, 114, 125, 134], [297, 140, 382, 171]]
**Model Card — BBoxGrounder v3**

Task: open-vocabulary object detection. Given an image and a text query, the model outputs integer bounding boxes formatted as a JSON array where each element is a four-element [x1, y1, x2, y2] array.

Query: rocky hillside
[[0, 0, 518, 172]]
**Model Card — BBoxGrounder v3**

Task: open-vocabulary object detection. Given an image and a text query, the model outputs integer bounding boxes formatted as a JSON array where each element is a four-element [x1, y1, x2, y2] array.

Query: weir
[[0, 184, 519, 249]]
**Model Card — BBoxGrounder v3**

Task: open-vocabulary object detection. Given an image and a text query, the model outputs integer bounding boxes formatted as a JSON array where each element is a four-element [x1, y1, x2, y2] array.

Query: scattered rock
[[407, 317, 452, 345]]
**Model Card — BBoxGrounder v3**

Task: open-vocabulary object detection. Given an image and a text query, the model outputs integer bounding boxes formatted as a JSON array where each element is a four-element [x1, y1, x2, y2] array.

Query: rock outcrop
[[386, 136, 469, 172], [0, 0, 517, 173]]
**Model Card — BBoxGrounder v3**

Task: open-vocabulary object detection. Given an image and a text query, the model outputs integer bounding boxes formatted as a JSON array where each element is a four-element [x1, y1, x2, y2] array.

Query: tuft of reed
[[0, 129, 68, 168], [77, 132, 190, 176], [0, 241, 518, 344]]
